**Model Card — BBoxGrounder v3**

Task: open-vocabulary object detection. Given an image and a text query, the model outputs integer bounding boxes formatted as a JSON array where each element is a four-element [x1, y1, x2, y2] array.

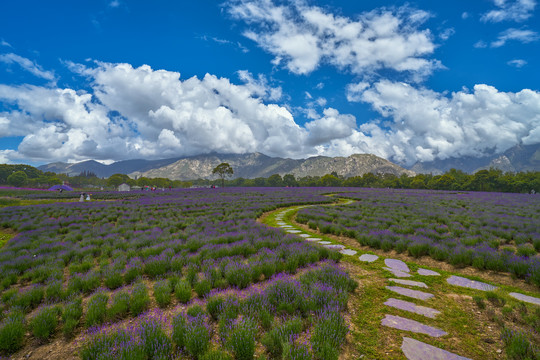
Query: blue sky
[[0, 0, 539, 167]]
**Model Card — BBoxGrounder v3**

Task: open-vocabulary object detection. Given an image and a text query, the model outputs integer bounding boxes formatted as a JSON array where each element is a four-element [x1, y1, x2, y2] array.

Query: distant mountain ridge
[[39, 153, 415, 180], [410, 143, 540, 174]]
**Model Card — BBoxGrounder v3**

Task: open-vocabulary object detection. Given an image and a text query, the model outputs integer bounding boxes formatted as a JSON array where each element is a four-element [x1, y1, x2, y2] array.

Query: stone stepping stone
[[359, 254, 379, 262], [308, 237, 322, 241], [418, 268, 440, 276], [389, 278, 428, 288], [509, 292, 540, 306], [318, 241, 332, 245], [299, 234, 311, 238], [277, 222, 287, 225], [383, 267, 412, 278], [340, 249, 357, 256], [324, 244, 345, 250], [401, 337, 471, 360], [381, 314, 446, 337], [446, 276, 497, 291], [385, 259, 410, 273], [384, 298, 440, 318], [386, 286, 434, 301], [286, 230, 301, 233]]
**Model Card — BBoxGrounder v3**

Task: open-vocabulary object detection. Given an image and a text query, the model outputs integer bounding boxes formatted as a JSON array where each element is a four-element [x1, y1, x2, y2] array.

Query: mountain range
[[38, 143, 540, 180], [38, 153, 415, 180], [410, 143, 540, 174]]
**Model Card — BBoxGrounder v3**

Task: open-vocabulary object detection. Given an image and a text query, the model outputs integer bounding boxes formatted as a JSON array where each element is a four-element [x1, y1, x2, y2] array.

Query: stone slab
[[384, 298, 440, 318], [306, 238, 320, 242], [318, 241, 332, 245], [286, 230, 301, 233], [381, 314, 446, 337], [359, 254, 379, 262], [383, 267, 412, 278], [509, 292, 540, 306], [418, 268, 441, 276], [389, 278, 428, 288], [299, 234, 311, 238], [446, 275, 497, 291], [340, 249, 357, 256], [385, 259, 410, 273], [386, 286, 434, 300], [402, 337, 471, 360], [324, 244, 345, 250]]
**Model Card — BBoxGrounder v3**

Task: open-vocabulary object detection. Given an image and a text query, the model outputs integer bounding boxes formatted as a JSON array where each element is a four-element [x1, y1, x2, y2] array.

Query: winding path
[[261, 196, 540, 360]]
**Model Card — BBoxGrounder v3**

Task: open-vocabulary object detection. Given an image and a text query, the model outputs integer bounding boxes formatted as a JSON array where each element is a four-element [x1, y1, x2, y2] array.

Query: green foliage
[[86, 292, 109, 328], [153, 279, 172, 308], [261, 317, 303, 358], [0, 309, 25, 354], [212, 163, 234, 187], [130, 282, 150, 316], [31, 305, 59, 342], [174, 279, 192, 303], [108, 291, 130, 320]]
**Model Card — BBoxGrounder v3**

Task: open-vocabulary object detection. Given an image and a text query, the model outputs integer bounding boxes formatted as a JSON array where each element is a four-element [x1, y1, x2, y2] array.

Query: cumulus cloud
[[237, 70, 282, 100], [508, 59, 528, 67], [481, 0, 537, 22], [0, 53, 56, 81], [491, 28, 539, 47], [0, 62, 309, 163], [345, 80, 540, 164], [227, 0, 440, 79]]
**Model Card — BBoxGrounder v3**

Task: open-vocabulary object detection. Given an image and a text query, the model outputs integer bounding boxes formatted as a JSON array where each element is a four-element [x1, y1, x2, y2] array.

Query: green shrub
[[153, 280, 172, 308], [108, 290, 130, 320], [175, 279, 192, 303], [130, 282, 150, 316], [0, 309, 25, 353], [261, 317, 303, 358], [31, 305, 59, 342], [62, 297, 82, 338], [86, 292, 108, 328], [194, 278, 212, 298]]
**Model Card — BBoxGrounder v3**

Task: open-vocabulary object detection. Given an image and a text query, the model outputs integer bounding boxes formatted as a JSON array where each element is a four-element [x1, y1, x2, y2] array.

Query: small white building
[[118, 183, 131, 192]]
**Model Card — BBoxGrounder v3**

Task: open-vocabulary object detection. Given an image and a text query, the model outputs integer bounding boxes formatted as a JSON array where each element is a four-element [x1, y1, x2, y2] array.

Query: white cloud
[[228, 0, 440, 80], [1, 60, 539, 167], [439, 28, 455, 41], [0, 39, 12, 48], [109, 0, 121, 8], [0, 62, 309, 162], [508, 59, 528, 67], [237, 70, 282, 100], [491, 28, 539, 47], [481, 0, 537, 22], [0, 53, 55, 81], [305, 108, 356, 146], [344, 80, 540, 164]]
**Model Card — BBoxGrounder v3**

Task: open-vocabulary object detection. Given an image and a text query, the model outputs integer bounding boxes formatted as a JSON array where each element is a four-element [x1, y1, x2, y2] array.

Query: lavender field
[[297, 189, 540, 286], [1, 187, 539, 359], [0, 188, 357, 359]]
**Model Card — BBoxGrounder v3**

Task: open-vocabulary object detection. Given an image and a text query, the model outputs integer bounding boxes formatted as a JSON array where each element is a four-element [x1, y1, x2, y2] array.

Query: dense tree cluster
[[196, 168, 540, 193]]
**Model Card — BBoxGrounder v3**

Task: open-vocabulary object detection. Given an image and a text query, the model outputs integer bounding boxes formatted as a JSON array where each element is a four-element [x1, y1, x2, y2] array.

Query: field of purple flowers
[[296, 188, 540, 287], [0, 188, 358, 359]]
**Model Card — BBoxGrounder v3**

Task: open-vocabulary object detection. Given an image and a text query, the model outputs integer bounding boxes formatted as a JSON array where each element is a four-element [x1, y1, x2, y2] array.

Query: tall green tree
[[212, 163, 234, 187], [7, 171, 28, 187]]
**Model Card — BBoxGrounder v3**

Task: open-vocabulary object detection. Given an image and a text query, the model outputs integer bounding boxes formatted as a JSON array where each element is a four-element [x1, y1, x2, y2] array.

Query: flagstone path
[[265, 202, 540, 360]]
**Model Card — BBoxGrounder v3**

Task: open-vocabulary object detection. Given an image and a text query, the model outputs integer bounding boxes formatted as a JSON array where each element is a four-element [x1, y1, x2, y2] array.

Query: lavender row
[[79, 262, 356, 360], [296, 188, 540, 286]]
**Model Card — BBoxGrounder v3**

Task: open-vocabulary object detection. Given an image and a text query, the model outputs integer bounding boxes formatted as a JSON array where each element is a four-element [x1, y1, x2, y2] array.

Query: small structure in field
[[118, 183, 131, 192]]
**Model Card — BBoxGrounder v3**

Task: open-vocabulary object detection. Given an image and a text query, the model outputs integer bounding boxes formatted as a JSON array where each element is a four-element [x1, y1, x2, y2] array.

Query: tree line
[[195, 168, 540, 193], [1, 163, 539, 193]]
